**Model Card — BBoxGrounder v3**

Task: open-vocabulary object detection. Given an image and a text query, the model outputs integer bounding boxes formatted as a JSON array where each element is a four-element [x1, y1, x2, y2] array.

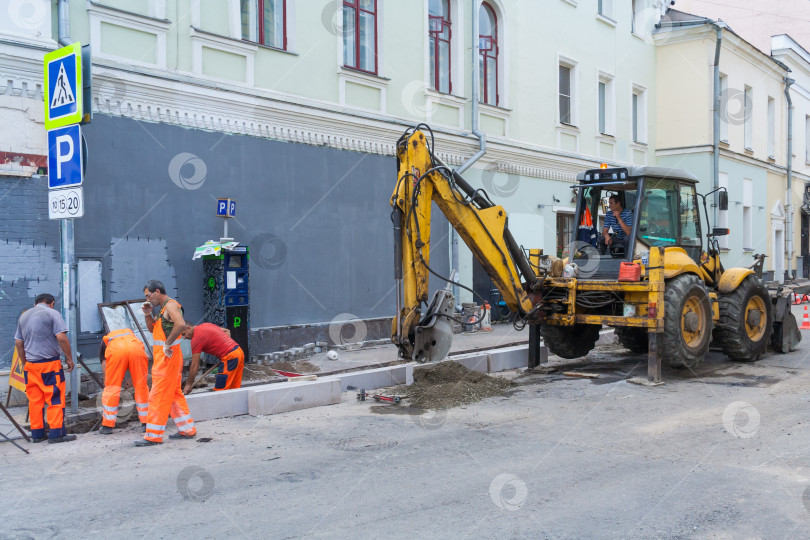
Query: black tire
[[664, 274, 713, 368], [541, 324, 600, 359], [713, 276, 773, 362], [614, 327, 648, 354]]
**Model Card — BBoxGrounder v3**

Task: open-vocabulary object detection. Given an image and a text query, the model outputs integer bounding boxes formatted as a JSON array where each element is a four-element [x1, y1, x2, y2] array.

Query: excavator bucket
[[412, 288, 455, 363], [771, 293, 801, 353]]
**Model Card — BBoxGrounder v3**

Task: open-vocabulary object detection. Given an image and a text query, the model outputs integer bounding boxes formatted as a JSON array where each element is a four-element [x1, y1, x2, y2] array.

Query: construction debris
[[562, 371, 601, 379], [407, 361, 513, 410]]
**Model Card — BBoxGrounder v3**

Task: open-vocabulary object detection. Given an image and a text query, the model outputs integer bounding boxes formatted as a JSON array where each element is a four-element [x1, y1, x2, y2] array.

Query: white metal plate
[[48, 186, 84, 219]]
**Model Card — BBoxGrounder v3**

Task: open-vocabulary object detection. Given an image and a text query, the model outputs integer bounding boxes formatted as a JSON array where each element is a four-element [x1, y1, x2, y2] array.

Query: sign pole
[[61, 219, 79, 413]]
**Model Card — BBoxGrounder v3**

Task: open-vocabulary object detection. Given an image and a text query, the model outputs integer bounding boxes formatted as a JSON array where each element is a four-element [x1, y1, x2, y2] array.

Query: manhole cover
[[330, 437, 398, 452]]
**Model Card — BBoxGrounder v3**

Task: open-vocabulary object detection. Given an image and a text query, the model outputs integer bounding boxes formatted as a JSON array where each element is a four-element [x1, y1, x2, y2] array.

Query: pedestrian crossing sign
[[44, 42, 83, 130]]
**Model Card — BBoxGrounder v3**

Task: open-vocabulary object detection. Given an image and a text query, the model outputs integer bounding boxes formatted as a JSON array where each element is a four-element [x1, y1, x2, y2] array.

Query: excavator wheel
[[713, 275, 773, 362], [663, 274, 713, 369], [540, 324, 600, 359], [614, 327, 648, 354]]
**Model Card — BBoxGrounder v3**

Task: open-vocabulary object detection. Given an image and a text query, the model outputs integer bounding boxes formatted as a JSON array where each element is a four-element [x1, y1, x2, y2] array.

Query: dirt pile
[[407, 361, 513, 410]]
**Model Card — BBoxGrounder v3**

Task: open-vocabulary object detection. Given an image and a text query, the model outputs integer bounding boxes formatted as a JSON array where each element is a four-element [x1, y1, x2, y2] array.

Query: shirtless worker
[[135, 280, 197, 446], [181, 323, 244, 394]]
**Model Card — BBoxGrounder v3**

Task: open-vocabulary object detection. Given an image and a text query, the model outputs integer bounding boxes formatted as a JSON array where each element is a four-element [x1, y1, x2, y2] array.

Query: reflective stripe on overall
[[143, 299, 196, 442]]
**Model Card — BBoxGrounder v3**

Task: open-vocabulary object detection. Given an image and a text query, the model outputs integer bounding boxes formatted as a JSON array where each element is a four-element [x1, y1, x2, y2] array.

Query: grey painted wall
[[0, 115, 450, 366], [0, 176, 62, 368], [77, 115, 448, 354]]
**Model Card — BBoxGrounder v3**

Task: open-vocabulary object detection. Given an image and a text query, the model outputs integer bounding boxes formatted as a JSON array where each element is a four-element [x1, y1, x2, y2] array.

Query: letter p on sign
[[47, 124, 83, 189]]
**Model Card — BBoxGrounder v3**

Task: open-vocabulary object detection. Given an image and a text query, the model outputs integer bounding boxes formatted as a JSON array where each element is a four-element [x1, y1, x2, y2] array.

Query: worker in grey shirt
[[14, 293, 76, 443]]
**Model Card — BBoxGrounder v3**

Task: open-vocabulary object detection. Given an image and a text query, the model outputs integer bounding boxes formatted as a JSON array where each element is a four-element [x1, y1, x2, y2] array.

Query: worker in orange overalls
[[14, 293, 76, 444], [134, 280, 197, 446], [181, 323, 244, 394], [98, 328, 150, 434]]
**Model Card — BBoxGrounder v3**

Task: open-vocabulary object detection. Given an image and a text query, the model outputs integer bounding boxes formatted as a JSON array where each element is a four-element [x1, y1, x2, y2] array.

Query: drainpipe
[[712, 23, 726, 225], [785, 77, 795, 280], [450, 2, 487, 302], [57, 0, 71, 46]]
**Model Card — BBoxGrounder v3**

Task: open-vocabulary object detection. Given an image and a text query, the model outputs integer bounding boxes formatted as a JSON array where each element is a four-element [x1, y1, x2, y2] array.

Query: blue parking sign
[[229, 200, 236, 217], [48, 125, 83, 189], [217, 198, 229, 216]]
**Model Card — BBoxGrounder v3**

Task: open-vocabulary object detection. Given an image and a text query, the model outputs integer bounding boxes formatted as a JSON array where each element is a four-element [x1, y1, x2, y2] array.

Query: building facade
[[654, 11, 793, 279]]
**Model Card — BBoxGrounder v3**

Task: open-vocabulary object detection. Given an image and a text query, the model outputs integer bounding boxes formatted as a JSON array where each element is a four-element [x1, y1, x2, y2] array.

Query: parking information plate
[[48, 187, 84, 219]]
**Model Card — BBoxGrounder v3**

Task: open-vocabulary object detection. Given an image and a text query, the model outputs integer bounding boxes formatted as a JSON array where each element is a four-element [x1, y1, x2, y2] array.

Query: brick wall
[[0, 175, 61, 369]]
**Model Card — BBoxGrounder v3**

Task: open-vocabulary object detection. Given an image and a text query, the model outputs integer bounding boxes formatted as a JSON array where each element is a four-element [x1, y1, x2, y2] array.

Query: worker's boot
[[133, 439, 160, 447], [168, 431, 195, 440], [48, 434, 77, 444], [98, 426, 114, 435]]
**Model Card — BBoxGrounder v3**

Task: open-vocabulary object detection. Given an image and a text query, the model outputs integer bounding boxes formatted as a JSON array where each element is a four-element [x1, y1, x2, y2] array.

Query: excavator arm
[[391, 128, 542, 362]]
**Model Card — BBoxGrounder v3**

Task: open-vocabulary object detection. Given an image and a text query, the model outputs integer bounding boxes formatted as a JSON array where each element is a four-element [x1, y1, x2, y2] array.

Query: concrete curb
[[186, 343, 542, 422]]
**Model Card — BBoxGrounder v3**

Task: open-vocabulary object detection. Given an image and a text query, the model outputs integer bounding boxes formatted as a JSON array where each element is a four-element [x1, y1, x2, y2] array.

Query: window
[[559, 63, 574, 125], [598, 0, 614, 19], [679, 184, 701, 261], [743, 177, 753, 250], [744, 85, 753, 150], [767, 96, 775, 158], [632, 86, 646, 143], [806, 116, 810, 163], [479, 2, 498, 105], [241, 0, 286, 49], [343, 0, 377, 74], [429, 0, 451, 93], [718, 172, 728, 249], [556, 213, 575, 258], [598, 74, 614, 135], [719, 74, 728, 142]]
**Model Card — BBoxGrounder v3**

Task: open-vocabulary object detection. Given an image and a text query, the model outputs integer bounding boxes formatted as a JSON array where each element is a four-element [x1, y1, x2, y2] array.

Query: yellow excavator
[[390, 126, 801, 381]]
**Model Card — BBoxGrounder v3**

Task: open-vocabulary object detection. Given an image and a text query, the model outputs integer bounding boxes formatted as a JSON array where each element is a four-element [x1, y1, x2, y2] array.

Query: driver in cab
[[602, 195, 633, 253]]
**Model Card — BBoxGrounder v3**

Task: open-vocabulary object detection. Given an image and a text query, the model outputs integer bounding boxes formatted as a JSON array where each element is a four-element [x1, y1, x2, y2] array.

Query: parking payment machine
[[202, 244, 249, 355]]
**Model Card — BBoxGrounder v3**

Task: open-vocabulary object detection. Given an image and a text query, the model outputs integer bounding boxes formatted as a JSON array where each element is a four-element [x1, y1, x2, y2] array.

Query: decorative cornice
[[2, 47, 621, 182]]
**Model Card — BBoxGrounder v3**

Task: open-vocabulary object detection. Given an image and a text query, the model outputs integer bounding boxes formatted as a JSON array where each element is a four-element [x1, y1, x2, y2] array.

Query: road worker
[[181, 323, 244, 394], [97, 328, 149, 434], [13, 293, 76, 444], [134, 280, 197, 446]]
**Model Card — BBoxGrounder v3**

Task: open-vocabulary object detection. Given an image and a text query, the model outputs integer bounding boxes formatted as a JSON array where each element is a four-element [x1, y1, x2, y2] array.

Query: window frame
[[343, 0, 379, 75], [598, 0, 615, 20], [767, 95, 775, 159], [744, 85, 753, 151], [479, 2, 499, 106], [241, 0, 287, 50], [558, 60, 577, 126], [429, 0, 452, 94], [631, 84, 647, 144], [598, 72, 614, 136]]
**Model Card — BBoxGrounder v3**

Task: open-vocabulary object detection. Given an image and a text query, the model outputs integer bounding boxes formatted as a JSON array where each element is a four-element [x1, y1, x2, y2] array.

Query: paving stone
[[186, 387, 250, 421]]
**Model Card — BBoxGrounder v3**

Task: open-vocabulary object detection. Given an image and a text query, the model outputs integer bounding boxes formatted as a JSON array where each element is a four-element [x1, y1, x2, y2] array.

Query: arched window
[[479, 3, 498, 106], [429, 0, 451, 93]]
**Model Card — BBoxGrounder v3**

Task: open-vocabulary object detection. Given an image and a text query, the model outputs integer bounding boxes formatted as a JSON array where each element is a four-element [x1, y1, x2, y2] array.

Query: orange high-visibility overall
[[24, 358, 66, 440], [143, 299, 196, 443], [101, 328, 150, 428], [214, 347, 244, 391]]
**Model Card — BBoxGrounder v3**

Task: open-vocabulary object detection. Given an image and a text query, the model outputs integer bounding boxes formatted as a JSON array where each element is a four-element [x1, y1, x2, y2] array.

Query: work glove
[[163, 344, 173, 358]]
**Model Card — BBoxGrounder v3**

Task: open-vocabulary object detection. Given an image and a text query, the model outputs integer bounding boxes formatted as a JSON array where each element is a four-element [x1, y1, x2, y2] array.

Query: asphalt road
[[1, 328, 809, 539]]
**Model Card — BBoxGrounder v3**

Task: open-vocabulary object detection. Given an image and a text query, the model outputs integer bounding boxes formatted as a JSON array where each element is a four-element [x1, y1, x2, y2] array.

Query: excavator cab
[[570, 167, 704, 279]]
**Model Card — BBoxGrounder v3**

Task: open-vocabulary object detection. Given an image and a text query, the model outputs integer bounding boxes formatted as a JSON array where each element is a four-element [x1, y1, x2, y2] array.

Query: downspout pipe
[[57, 0, 71, 46], [451, 2, 487, 302], [785, 77, 795, 279], [712, 22, 726, 226]]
